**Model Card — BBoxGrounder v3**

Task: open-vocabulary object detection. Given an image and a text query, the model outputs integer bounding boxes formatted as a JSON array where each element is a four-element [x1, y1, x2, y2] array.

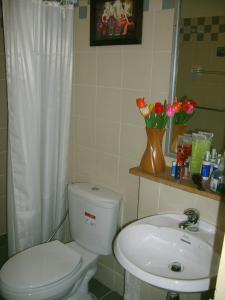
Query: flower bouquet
[[172, 96, 196, 125], [136, 97, 175, 174], [136, 97, 175, 128], [171, 96, 197, 152]]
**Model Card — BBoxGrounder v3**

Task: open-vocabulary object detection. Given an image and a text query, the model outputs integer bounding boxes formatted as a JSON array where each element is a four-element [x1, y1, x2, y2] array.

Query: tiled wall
[[180, 16, 225, 42], [0, 17, 7, 236], [137, 178, 225, 300], [69, 0, 174, 295]]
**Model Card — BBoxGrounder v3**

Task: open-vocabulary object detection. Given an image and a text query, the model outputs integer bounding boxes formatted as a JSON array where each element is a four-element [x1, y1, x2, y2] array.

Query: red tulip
[[136, 97, 146, 109], [188, 99, 197, 108], [172, 101, 182, 112], [182, 101, 195, 114], [155, 102, 164, 115], [182, 101, 190, 112]]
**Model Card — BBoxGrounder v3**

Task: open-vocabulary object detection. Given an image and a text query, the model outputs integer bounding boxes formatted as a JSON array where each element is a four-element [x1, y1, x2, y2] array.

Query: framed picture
[[90, 0, 143, 46]]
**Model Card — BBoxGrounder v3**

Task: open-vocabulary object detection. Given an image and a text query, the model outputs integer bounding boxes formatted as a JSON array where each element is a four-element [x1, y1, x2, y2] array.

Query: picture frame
[[90, 0, 143, 46]]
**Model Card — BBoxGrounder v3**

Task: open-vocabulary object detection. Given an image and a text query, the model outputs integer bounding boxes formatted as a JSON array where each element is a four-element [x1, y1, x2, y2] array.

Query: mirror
[[166, 0, 225, 157]]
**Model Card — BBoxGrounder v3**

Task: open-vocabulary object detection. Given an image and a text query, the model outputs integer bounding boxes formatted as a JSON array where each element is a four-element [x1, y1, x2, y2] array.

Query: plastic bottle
[[210, 148, 217, 175], [210, 168, 219, 192], [210, 157, 224, 192], [217, 154, 222, 163], [175, 163, 181, 180], [211, 148, 217, 159], [201, 151, 211, 180], [217, 157, 225, 193], [183, 159, 190, 179], [190, 133, 212, 174]]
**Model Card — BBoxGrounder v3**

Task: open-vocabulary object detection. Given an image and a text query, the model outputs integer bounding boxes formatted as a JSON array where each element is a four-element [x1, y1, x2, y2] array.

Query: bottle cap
[[211, 148, 217, 159], [205, 151, 211, 162]]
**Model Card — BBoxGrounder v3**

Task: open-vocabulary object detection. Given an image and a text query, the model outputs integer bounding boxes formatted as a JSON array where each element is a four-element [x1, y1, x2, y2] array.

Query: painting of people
[[90, 0, 143, 46]]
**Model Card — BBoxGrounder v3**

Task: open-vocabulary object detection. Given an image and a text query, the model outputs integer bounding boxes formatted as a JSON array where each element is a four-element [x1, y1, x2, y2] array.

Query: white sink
[[114, 214, 221, 293]]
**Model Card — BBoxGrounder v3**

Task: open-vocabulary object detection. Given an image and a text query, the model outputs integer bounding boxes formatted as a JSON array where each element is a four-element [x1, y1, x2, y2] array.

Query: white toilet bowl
[[0, 240, 98, 300]]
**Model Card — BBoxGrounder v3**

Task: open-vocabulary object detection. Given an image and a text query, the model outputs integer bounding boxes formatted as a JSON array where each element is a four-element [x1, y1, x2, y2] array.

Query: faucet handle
[[183, 208, 200, 224]]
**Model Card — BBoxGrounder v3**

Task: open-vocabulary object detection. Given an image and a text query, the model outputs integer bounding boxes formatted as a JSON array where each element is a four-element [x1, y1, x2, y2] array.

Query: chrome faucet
[[179, 208, 200, 232]]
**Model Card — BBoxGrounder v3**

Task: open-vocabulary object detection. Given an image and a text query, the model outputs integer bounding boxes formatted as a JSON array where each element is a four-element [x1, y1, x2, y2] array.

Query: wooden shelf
[[130, 166, 225, 202]]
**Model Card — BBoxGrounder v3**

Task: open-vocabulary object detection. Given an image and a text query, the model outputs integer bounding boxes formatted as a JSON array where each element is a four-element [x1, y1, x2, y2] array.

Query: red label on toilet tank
[[85, 211, 96, 219]]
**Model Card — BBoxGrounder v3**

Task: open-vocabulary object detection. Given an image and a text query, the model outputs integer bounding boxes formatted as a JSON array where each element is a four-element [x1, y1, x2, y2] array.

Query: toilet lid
[[0, 240, 82, 290]]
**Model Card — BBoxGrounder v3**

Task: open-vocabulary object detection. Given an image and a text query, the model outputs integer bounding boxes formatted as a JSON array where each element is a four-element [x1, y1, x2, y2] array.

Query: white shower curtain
[[3, 0, 74, 256]]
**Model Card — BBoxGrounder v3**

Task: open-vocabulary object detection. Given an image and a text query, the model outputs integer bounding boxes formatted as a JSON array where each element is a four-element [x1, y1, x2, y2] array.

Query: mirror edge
[[165, 0, 182, 158]]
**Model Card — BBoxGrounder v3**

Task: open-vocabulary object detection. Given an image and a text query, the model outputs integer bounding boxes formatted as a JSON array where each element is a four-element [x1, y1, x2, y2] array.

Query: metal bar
[[191, 68, 225, 76], [165, 0, 181, 158], [196, 106, 225, 113]]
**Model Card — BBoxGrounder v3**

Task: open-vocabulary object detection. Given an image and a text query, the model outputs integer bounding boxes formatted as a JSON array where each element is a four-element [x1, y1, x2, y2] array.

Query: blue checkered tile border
[[180, 16, 225, 42]]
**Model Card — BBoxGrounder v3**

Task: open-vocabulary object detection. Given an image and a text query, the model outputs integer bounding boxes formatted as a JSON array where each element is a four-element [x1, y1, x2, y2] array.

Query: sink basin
[[114, 214, 221, 293]]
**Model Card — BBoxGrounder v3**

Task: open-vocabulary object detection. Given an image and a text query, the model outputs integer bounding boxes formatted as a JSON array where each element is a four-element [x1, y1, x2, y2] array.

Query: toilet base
[[90, 293, 98, 300], [67, 265, 97, 300]]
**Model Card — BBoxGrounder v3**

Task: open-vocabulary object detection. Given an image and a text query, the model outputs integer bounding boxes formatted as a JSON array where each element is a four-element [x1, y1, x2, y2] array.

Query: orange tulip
[[136, 97, 146, 109]]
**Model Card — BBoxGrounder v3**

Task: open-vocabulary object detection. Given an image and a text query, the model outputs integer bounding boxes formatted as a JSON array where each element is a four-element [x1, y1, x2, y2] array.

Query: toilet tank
[[68, 183, 121, 255]]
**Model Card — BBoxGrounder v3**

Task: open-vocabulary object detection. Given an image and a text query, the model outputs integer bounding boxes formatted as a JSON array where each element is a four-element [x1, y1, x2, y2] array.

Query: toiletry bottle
[[209, 156, 224, 192], [201, 151, 211, 181], [210, 168, 219, 192], [171, 161, 176, 177], [211, 148, 217, 159], [175, 163, 181, 180], [217, 157, 225, 193], [183, 159, 190, 179], [210, 148, 217, 175]]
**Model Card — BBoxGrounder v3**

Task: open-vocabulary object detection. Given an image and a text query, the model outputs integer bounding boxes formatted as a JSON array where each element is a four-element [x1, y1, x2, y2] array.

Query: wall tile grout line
[[99, 290, 113, 300]]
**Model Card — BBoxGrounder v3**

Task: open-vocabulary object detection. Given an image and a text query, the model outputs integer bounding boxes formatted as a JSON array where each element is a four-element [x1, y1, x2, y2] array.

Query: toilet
[[0, 183, 121, 300]]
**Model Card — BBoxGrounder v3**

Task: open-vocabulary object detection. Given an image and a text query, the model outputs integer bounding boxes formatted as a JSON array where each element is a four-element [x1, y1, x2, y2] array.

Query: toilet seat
[[0, 240, 82, 300]]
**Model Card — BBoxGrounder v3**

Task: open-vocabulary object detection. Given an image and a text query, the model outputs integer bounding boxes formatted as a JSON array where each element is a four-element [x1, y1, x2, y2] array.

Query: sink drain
[[169, 262, 184, 272]]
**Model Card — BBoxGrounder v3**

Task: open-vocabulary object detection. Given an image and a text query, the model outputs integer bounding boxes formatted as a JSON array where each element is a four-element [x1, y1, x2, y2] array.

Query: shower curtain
[[3, 0, 74, 256]]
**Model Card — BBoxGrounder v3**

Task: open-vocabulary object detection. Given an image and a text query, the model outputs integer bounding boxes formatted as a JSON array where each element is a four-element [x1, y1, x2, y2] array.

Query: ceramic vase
[[139, 128, 165, 174]]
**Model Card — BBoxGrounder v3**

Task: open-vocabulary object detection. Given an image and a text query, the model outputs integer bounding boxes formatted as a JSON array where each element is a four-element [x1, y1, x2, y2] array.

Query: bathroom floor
[[0, 235, 8, 300], [89, 278, 123, 300], [0, 235, 8, 270]]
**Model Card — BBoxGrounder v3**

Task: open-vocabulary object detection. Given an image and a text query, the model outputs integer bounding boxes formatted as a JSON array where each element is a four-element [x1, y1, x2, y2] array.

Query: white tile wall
[[69, 0, 179, 296], [69, 1, 225, 297], [97, 52, 123, 88]]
